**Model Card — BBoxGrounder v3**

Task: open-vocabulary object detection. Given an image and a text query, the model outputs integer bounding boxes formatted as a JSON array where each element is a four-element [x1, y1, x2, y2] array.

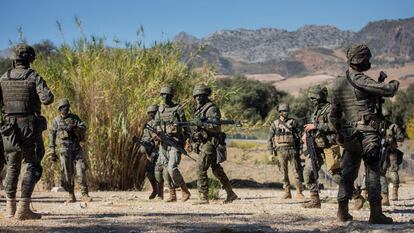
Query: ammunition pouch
[[216, 132, 227, 164]]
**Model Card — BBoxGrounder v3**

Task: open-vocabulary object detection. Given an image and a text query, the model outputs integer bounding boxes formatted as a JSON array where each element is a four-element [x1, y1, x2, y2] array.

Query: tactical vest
[[272, 119, 295, 147], [312, 103, 335, 147], [157, 104, 182, 136], [333, 71, 380, 131], [195, 101, 221, 137], [56, 115, 79, 144], [0, 68, 37, 115]]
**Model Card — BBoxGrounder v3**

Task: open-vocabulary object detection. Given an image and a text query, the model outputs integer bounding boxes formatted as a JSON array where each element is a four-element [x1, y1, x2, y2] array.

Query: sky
[[0, 0, 413, 50]]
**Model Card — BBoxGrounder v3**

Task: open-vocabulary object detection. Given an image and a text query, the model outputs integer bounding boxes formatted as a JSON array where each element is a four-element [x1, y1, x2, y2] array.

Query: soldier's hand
[[304, 123, 316, 133], [185, 140, 193, 153]]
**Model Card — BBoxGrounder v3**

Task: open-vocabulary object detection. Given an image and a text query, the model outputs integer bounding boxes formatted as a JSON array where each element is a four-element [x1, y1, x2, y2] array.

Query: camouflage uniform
[[0, 44, 54, 220], [154, 84, 191, 202], [49, 99, 91, 202], [268, 103, 304, 199], [191, 84, 238, 204], [379, 111, 404, 203], [330, 44, 399, 224], [302, 86, 341, 208], [140, 105, 162, 199]]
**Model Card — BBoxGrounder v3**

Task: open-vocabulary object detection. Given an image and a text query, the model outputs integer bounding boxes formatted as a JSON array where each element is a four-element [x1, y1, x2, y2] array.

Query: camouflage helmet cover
[[147, 104, 159, 113], [160, 84, 175, 95], [308, 85, 328, 101], [192, 84, 212, 97], [11, 43, 36, 62], [278, 103, 290, 112], [57, 98, 70, 110], [346, 44, 372, 65]]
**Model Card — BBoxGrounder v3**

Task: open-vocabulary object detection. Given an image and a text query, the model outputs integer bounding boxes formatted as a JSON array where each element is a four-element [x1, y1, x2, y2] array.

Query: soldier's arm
[[353, 74, 399, 97], [48, 118, 58, 149], [268, 123, 276, 153], [394, 124, 405, 142], [329, 83, 343, 132], [203, 105, 221, 134], [177, 107, 191, 140], [73, 114, 87, 133], [34, 73, 54, 105]]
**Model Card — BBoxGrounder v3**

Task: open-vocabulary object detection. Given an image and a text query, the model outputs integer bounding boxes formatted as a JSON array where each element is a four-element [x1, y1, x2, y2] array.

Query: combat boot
[[302, 192, 321, 208], [81, 193, 93, 202], [180, 184, 191, 202], [381, 193, 390, 206], [368, 200, 393, 224], [223, 190, 238, 204], [15, 198, 41, 220], [148, 180, 158, 200], [353, 194, 366, 210], [337, 200, 353, 222], [156, 185, 164, 200], [295, 184, 305, 200], [66, 192, 76, 203], [6, 198, 16, 218], [391, 187, 398, 201], [165, 188, 177, 202], [282, 188, 292, 199], [193, 192, 209, 205]]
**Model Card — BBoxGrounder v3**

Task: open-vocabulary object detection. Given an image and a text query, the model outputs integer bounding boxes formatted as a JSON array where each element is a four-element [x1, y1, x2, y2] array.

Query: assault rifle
[[378, 71, 389, 171], [174, 118, 243, 127], [132, 136, 158, 162], [304, 118, 320, 192], [144, 123, 196, 162]]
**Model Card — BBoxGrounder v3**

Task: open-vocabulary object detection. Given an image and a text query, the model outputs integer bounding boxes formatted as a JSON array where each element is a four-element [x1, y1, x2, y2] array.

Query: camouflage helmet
[[57, 98, 70, 110], [346, 44, 372, 65], [11, 43, 36, 62], [308, 85, 328, 101], [382, 108, 391, 117], [278, 103, 290, 112], [192, 84, 212, 97], [147, 104, 158, 113], [160, 84, 175, 96]]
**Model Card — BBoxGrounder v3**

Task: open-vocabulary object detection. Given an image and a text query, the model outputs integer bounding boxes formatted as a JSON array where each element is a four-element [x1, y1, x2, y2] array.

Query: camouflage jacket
[[49, 113, 86, 149]]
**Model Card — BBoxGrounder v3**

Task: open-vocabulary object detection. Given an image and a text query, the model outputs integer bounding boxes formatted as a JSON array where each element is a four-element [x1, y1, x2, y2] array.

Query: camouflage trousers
[[58, 145, 88, 194], [2, 117, 43, 199], [196, 141, 232, 195], [276, 147, 303, 190], [303, 150, 324, 194], [362, 151, 400, 194], [145, 156, 158, 188], [158, 144, 186, 187], [154, 151, 173, 189], [338, 131, 381, 203]]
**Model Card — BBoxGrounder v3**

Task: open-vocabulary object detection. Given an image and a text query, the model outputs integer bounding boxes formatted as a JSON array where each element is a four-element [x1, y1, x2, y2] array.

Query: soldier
[[268, 103, 305, 199], [49, 99, 92, 203], [302, 86, 367, 209], [191, 84, 238, 204], [154, 84, 191, 202], [0, 44, 54, 220], [330, 44, 399, 224], [379, 109, 404, 205], [140, 104, 161, 199]]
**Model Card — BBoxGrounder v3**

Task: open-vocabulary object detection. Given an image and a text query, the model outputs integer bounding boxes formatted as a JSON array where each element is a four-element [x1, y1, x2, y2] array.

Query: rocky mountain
[[174, 17, 414, 77]]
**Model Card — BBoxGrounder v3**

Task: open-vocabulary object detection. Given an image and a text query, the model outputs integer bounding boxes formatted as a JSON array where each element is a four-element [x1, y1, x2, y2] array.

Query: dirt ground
[[1, 182, 414, 233]]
